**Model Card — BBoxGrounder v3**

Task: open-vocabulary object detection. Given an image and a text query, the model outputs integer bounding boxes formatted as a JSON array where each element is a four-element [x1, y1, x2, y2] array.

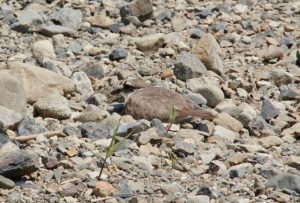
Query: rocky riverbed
[[0, 0, 300, 202]]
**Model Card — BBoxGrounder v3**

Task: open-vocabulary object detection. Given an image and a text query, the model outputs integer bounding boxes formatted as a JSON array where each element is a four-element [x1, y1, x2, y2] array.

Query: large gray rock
[[0, 106, 23, 132], [6, 62, 74, 104], [34, 94, 72, 119], [0, 72, 27, 116], [174, 52, 207, 81]]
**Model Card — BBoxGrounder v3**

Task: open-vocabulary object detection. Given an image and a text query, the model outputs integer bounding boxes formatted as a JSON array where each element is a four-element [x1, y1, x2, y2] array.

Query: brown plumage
[[124, 86, 216, 123]]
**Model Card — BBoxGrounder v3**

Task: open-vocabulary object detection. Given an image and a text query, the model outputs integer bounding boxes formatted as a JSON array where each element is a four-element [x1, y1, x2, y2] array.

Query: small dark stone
[[17, 117, 48, 136], [261, 99, 280, 120], [195, 123, 209, 133], [78, 122, 110, 140], [107, 103, 125, 113], [109, 48, 128, 61]]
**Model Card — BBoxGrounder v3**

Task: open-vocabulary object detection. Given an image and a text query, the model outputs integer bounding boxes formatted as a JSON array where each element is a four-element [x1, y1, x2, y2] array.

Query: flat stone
[[34, 94, 71, 119]]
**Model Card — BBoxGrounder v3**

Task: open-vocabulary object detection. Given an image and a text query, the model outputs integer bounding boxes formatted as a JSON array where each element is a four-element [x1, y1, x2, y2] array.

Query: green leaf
[[106, 130, 134, 157]]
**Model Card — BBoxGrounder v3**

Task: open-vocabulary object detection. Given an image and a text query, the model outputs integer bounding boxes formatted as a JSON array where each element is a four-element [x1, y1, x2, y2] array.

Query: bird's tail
[[183, 108, 217, 121]]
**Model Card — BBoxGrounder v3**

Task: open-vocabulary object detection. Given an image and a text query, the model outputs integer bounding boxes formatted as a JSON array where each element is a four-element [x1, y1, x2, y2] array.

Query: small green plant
[[164, 105, 177, 137], [165, 147, 178, 165], [97, 119, 134, 180], [163, 105, 178, 165]]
